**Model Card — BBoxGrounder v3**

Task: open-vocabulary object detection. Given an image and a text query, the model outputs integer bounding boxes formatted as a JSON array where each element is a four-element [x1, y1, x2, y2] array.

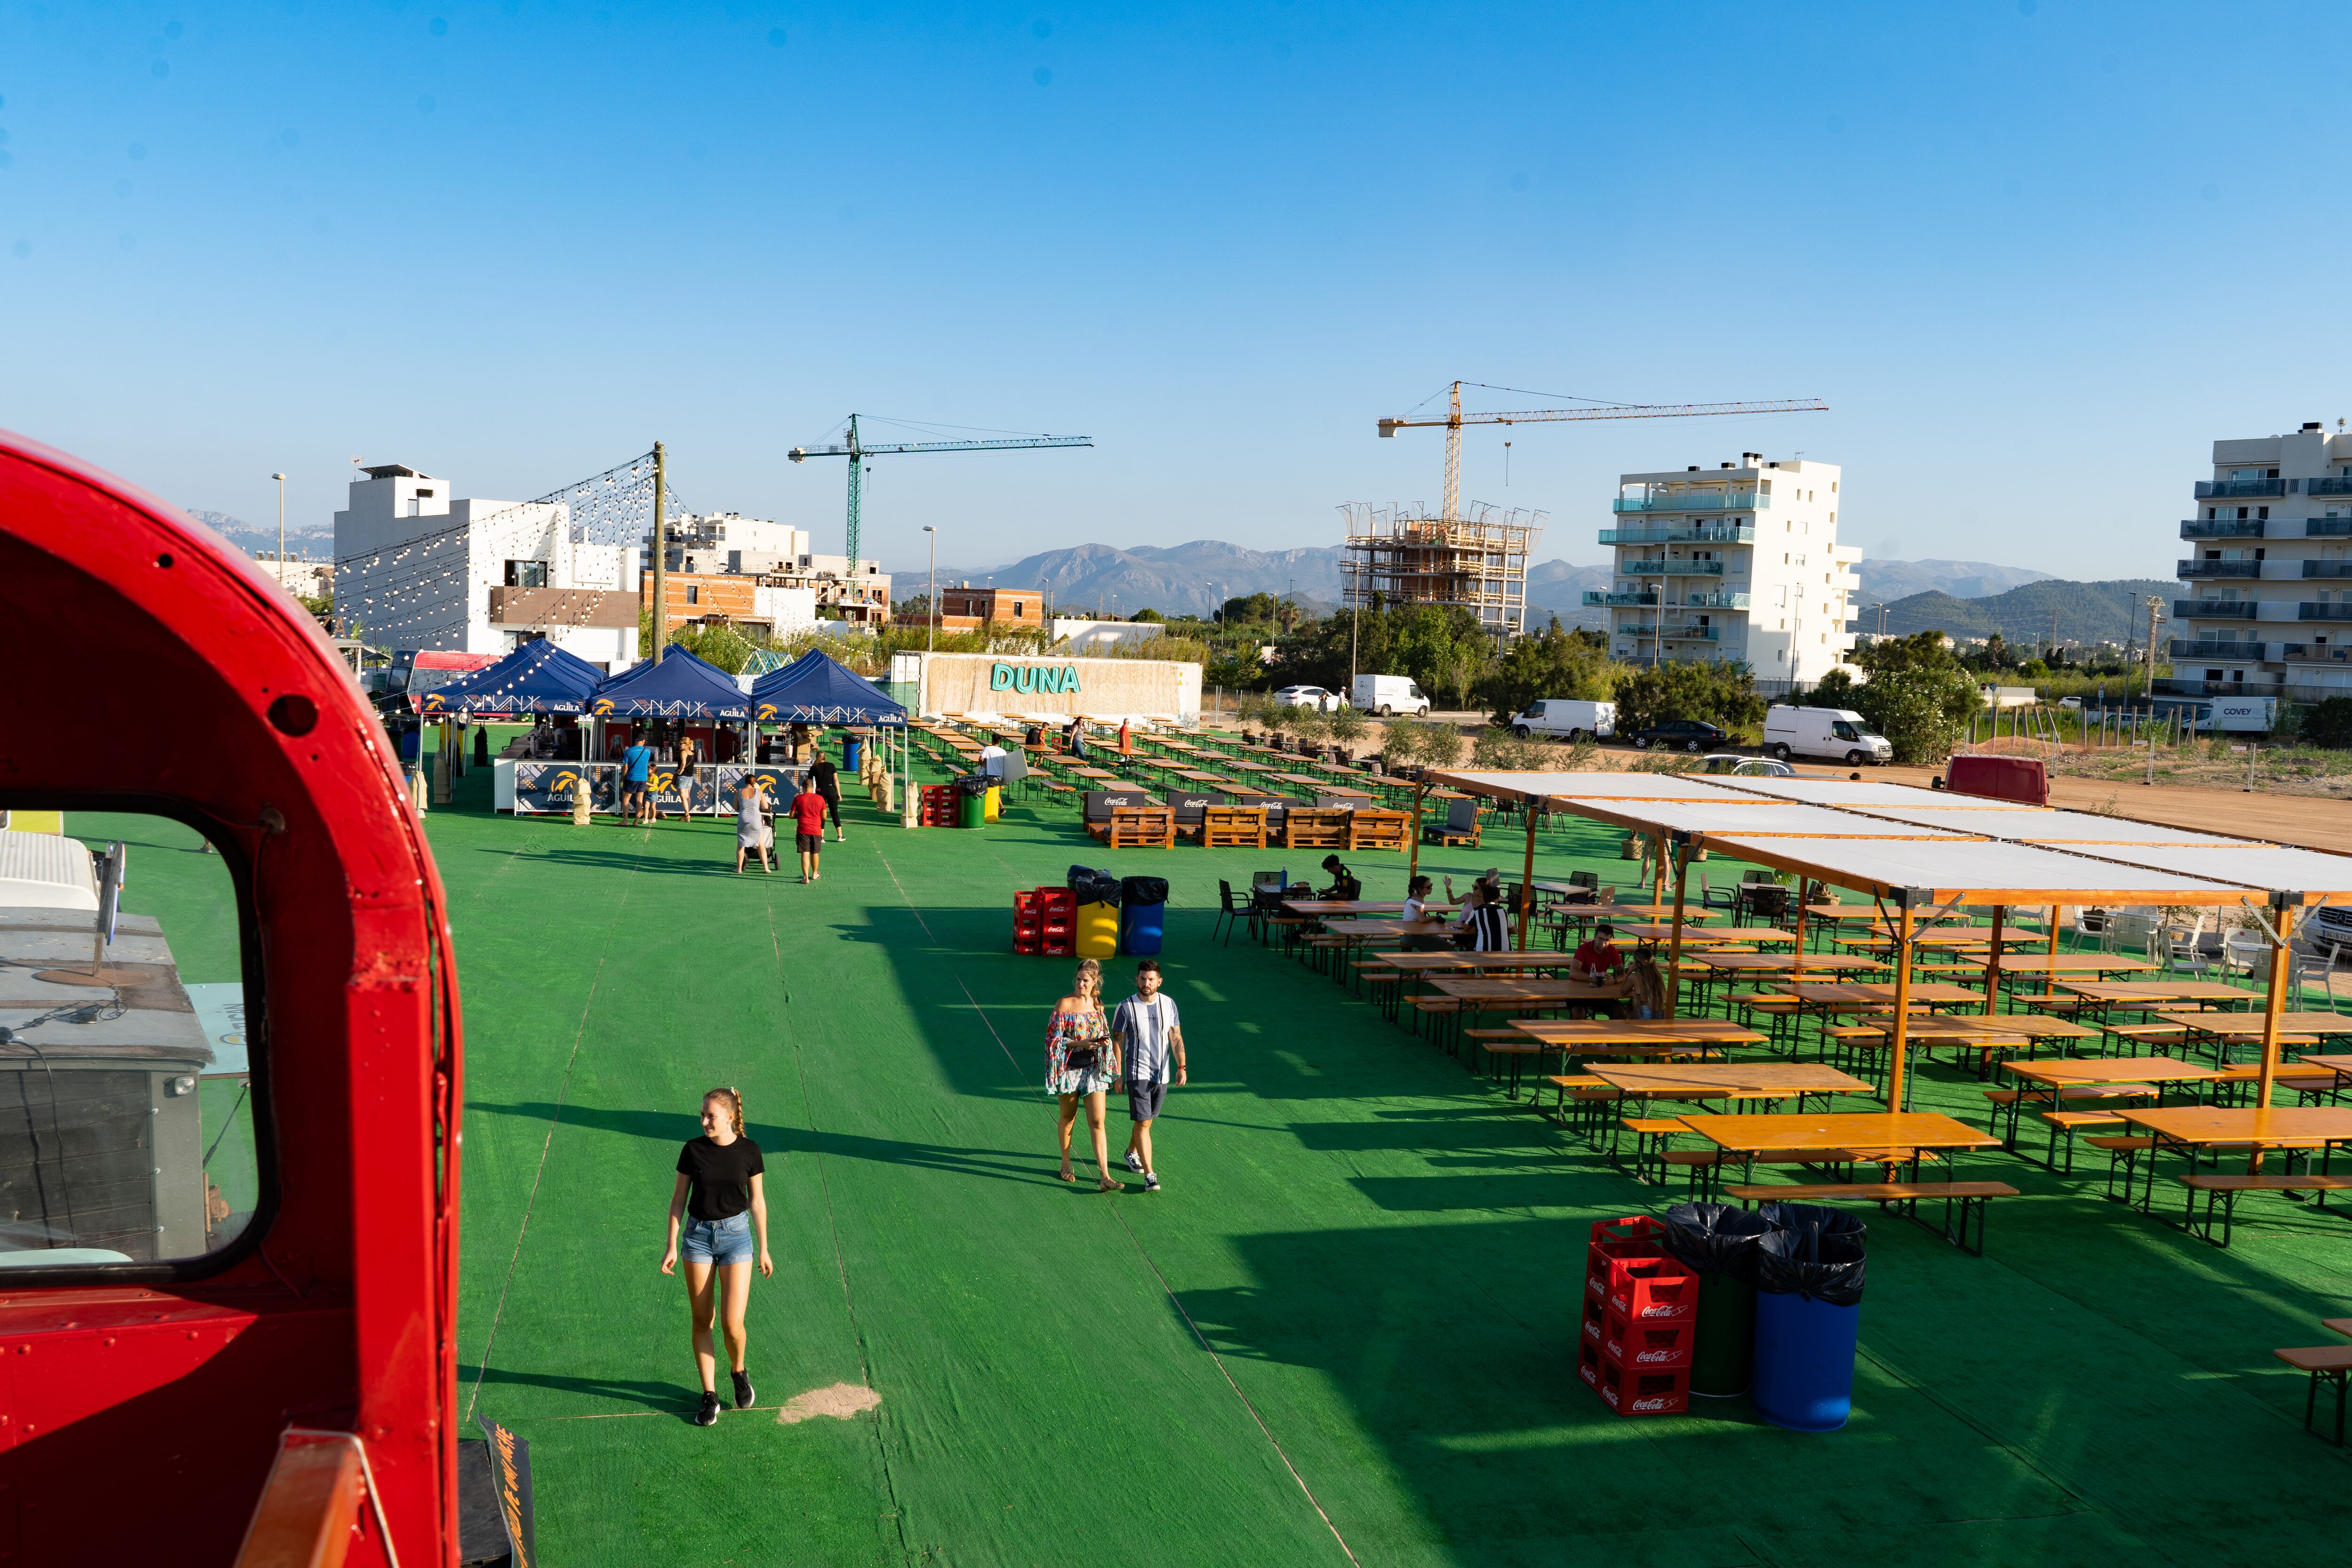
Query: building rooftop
[[357, 463, 433, 479]]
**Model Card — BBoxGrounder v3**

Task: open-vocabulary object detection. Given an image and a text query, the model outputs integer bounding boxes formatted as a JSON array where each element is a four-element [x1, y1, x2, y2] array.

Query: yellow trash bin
[[984, 785, 1001, 822], [1075, 901, 1119, 959]]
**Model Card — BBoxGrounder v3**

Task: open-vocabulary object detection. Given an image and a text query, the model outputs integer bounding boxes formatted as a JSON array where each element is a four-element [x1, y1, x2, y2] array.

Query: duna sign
[[989, 663, 1082, 694]]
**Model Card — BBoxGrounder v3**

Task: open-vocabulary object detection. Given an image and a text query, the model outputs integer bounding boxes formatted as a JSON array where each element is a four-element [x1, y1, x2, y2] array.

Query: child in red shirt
[[790, 784, 831, 883]]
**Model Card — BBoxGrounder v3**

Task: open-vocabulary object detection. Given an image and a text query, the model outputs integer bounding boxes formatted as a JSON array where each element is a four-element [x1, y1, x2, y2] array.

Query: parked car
[[1631, 717, 1730, 753], [1271, 685, 1341, 711], [2058, 696, 2083, 710], [1510, 699, 1615, 741], [1351, 673, 1431, 716], [1698, 753, 1794, 776], [1761, 704, 1893, 765]]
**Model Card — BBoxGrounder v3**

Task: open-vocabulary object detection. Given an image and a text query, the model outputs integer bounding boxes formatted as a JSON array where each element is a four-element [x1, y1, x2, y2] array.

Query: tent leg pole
[[1888, 904, 1915, 1113], [1982, 904, 2005, 1016], [1665, 838, 1692, 1020]]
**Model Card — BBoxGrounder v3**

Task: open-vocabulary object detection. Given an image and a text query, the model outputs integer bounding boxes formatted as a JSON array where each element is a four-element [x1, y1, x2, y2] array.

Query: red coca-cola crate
[[1585, 1215, 1670, 1287], [1589, 1253, 1696, 1322], [1578, 1337, 1690, 1417], [1602, 1308, 1692, 1370]]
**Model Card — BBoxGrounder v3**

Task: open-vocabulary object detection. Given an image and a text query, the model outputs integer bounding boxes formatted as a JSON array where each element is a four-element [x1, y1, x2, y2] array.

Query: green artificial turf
[[87, 743, 2352, 1565]]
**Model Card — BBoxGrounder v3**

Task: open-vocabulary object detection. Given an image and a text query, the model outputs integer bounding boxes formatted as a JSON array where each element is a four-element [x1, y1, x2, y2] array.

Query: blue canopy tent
[[417, 638, 606, 716], [748, 651, 911, 813], [589, 646, 752, 720]]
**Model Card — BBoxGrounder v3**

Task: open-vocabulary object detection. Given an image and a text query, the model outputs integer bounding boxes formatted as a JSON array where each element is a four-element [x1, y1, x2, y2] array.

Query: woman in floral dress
[[1047, 958, 1122, 1190]]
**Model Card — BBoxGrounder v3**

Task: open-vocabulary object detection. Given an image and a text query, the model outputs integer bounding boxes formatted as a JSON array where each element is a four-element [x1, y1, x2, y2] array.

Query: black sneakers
[[731, 1369, 755, 1410], [694, 1390, 720, 1426]]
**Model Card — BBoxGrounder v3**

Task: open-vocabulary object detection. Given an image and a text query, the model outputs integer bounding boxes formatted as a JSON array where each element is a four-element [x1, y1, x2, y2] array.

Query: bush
[[1611, 661, 1764, 738], [1325, 703, 1370, 751], [1383, 716, 1463, 771], [1482, 620, 1616, 724], [2300, 697, 2352, 749], [1470, 725, 1552, 770], [1807, 666, 1977, 765]]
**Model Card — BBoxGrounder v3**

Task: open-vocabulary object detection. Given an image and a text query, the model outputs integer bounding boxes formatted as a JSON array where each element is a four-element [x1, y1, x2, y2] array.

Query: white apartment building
[[1588, 452, 1860, 682], [2170, 421, 2352, 704], [335, 464, 639, 668], [648, 512, 892, 623]]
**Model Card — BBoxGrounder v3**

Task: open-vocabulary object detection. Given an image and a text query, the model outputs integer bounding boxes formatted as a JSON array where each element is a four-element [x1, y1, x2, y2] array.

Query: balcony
[[2178, 558, 2264, 579], [2280, 643, 2352, 664], [2153, 678, 2265, 698], [2181, 517, 2266, 539], [1618, 624, 1723, 642], [2300, 603, 2352, 621], [1619, 559, 1728, 576], [2310, 478, 2352, 497], [2306, 561, 2352, 578], [1680, 591, 1753, 610], [1612, 490, 1770, 514], [2195, 478, 2285, 499], [1582, 590, 1658, 607], [2308, 518, 2352, 537], [2169, 639, 2268, 662], [2176, 599, 2260, 619], [1596, 524, 1757, 546]]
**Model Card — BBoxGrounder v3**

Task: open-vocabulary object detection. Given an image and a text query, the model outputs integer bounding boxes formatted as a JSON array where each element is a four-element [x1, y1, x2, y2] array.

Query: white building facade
[[1589, 453, 1859, 685], [334, 464, 638, 668], [2170, 421, 2352, 705]]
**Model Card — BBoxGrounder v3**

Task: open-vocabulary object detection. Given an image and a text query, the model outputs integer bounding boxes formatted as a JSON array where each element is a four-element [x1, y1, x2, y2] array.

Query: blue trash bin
[[1749, 1208, 1867, 1433], [1119, 876, 1168, 955], [843, 734, 863, 772]]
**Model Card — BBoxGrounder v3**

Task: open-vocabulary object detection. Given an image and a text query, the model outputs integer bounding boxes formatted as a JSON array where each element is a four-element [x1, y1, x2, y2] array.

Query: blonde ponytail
[[704, 1086, 745, 1136]]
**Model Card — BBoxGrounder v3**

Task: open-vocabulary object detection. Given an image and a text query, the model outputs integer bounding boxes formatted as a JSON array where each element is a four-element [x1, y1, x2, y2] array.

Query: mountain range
[[927, 541, 2080, 631], [1868, 578, 2179, 648], [184, 509, 336, 560]]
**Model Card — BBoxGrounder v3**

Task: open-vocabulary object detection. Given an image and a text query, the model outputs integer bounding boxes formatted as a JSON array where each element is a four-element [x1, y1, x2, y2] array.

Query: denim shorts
[[680, 1212, 754, 1266]]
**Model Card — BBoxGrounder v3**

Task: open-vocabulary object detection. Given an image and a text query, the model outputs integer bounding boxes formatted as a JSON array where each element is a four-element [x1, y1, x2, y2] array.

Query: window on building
[[503, 560, 548, 589], [686, 584, 700, 605]]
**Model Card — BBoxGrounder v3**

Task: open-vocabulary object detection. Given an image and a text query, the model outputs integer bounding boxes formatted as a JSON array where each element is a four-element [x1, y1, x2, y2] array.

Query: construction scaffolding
[[1338, 502, 1546, 636]]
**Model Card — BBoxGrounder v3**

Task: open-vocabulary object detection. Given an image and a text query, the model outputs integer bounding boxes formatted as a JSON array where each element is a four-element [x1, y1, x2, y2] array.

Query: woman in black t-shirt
[[660, 1087, 772, 1427]]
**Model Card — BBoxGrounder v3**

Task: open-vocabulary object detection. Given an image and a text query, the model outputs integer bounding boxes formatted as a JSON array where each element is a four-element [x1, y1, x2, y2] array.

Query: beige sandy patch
[[776, 1382, 882, 1425]]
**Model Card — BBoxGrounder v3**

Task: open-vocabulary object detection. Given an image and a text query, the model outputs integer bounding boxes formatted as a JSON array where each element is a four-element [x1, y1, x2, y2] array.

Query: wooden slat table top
[[1512, 1018, 1764, 1044], [1283, 900, 1459, 916], [2117, 1105, 2352, 1144], [1424, 976, 1627, 1002], [1991, 954, 2161, 974], [1591, 1062, 1877, 1096], [2058, 980, 2261, 1003], [1688, 954, 1880, 973], [1224, 759, 1280, 772], [1895, 1014, 2102, 1041], [1176, 770, 1233, 784], [1366, 952, 1579, 973], [1780, 981, 1983, 1004], [2152, 1010, 2352, 1036], [1677, 1111, 2000, 1154], [1311, 919, 1450, 939], [1067, 766, 1119, 780], [2292, 1053, 2352, 1071], [1606, 924, 1797, 946], [2006, 1056, 2224, 1086]]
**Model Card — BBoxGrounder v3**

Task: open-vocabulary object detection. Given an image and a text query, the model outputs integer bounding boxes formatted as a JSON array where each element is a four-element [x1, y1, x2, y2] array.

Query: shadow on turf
[[472, 1364, 701, 1416], [470, 1100, 1074, 1186]]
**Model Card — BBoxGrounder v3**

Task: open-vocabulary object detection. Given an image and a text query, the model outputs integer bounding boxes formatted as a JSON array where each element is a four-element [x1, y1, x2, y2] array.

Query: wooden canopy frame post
[[1980, 904, 2006, 1016], [1665, 831, 1693, 1020], [2255, 894, 2298, 1110], [1406, 780, 1426, 887], [1517, 796, 1537, 950], [1886, 894, 1918, 1112]]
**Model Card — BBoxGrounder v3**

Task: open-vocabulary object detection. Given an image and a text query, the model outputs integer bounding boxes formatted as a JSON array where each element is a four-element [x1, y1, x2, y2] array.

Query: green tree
[[1271, 603, 1490, 701], [1806, 664, 1979, 764], [1483, 618, 1613, 723], [1130, 608, 1164, 623], [2301, 697, 2352, 749], [1611, 661, 1764, 737]]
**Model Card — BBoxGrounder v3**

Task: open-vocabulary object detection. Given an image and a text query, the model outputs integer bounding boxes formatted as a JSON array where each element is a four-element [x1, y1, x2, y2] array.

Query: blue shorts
[[680, 1212, 754, 1266]]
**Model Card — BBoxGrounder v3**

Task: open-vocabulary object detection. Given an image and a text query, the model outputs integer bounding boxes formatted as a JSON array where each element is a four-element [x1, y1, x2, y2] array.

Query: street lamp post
[[923, 526, 938, 655], [272, 471, 287, 570]]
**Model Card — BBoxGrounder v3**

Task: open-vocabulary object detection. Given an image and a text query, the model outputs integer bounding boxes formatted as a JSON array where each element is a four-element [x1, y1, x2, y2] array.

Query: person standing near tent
[[676, 731, 699, 819], [660, 1087, 771, 1426], [789, 775, 830, 882], [809, 748, 846, 844], [622, 732, 655, 825]]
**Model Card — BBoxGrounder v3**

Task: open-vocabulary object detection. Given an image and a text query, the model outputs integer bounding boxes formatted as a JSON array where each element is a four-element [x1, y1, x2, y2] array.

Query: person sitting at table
[[1611, 949, 1666, 1019], [1573, 923, 1626, 982], [1401, 875, 1444, 952], [1451, 884, 1511, 952], [1319, 854, 1362, 903]]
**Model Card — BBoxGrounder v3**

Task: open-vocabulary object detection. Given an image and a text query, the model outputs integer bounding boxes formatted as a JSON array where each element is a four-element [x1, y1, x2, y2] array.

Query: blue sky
[[4, 1, 2344, 581]]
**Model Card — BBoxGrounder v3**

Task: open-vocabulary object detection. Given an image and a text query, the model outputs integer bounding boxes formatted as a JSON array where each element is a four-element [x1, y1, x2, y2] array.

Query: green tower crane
[[787, 414, 1094, 573]]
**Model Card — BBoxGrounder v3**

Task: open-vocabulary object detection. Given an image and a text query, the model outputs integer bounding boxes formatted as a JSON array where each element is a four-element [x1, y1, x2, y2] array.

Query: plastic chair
[[1215, 880, 1255, 947], [2161, 920, 2209, 977], [2222, 930, 2271, 982], [1700, 873, 1735, 913]]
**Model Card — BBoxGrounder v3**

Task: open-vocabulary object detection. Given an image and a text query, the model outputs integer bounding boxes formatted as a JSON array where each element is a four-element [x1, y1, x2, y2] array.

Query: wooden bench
[[1726, 1180, 2022, 1254], [1281, 807, 1351, 850], [1347, 809, 1409, 853], [2037, 1109, 2126, 1173], [2177, 1172, 2352, 1247], [1105, 806, 1176, 849], [2273, 1345, 2352, 1445]]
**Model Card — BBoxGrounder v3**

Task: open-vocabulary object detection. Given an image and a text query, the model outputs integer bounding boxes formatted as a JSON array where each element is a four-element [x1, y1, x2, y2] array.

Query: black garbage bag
[[954, 773, 993, 796], [1757, 1202, 1867, 1247], [1120, 876, 1170, 908], [1755, 1224, 1867, 1307], [1068, 866, 1121, 906], [1661, 1202, 1772, 1283]]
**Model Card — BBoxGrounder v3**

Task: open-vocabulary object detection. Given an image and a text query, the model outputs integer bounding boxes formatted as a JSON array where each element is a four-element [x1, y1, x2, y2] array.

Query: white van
[[1510, 699, 1616, 741], [1763, 705, 1892, 764], [1352, 674, 1432, 716]]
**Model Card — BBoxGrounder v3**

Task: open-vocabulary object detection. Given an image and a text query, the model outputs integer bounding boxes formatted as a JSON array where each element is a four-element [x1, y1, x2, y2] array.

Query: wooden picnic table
[[1608, 924, 1796, 946], [1370, 952, 1572, 972], [1590, 1061, 1876, 1101], [1284, 900, 1459, 916], [2113, 1104, 2352, 1213], [1688, 954, 1880, 973], [1067, 767, 1119, 781], [1224, 759, 1280, 773], [2151, 1010, 2352, 1042], [2058, 980, 2260, 1008], [1676, 1110, 1999, 1184], [1417, 974, 1627, 1054], [1512, 1017, 1764, 1045], [1780, 981, 1984, 1007], [1990, 954, 2161, 975], [1175, 770, 1233, 785]]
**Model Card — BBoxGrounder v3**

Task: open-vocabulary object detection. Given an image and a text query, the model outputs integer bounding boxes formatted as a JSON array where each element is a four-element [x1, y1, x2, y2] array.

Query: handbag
[[1061, 1013, 1105, 1075]]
